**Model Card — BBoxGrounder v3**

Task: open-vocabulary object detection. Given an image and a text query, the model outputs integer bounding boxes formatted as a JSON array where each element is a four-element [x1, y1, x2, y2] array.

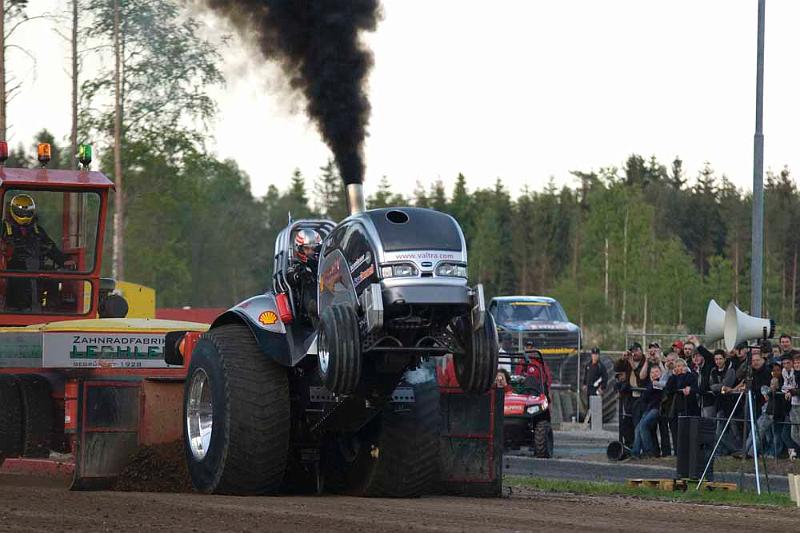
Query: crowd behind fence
[[601, 334, 800, 460]]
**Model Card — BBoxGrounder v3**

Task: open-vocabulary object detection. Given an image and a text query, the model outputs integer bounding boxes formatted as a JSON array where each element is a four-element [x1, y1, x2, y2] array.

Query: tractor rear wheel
[[0, 376, 22, 460], [533, 420, 554, 458], [317, 304, 361, 394], [183, 323, 290, 495], [326, 378, 441, 497], [454, 313, 499, 394], [17, 375, 53, 458]]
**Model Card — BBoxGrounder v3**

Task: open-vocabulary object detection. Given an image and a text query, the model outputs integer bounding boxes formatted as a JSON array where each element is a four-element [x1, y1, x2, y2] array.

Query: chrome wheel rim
[[318, 331, 330, 376], [187, 368, 213, 461]]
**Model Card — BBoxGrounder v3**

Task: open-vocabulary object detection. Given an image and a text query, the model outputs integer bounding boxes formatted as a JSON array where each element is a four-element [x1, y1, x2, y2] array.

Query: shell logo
[[258, 310, 278, 326]]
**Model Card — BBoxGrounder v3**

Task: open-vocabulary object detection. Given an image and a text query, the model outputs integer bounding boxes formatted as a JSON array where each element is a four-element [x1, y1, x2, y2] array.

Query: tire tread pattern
[[361, 380, 441, 497], [319, 305, 361, 394], [533, 420, 554, 458], [203, 323, 290, 495]]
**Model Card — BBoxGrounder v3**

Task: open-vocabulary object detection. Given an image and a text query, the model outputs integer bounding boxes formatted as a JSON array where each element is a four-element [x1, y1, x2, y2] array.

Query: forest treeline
[[3, 1, 796, 334]]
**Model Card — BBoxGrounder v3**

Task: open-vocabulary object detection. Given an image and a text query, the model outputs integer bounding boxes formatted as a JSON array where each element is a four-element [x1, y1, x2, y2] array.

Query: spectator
[[582, 347, 608, 399], [638, 342, 663, 384], [658, 352, 678, 455], [670, 340, 684, 358], [631, 366, 664, 458], [731, 345, 772, 414], [746, 362, 786, 458], [495, 369, 511, 392], [708, 349, 737, 454], [665, 358, 699, 418], [730, 342, 749, 372], [688, 336, 716, 419], [614, 358, 635, 447], [681, 340, 696, 362], [785, 353, 800, 458], [763, 363, 789, 457], [779, 334, 794, 357], [627, 343, 647, 429]]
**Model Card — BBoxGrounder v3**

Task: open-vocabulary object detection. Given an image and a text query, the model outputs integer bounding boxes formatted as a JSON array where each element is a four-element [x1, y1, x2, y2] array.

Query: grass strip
[[505, 476, 796, 508]]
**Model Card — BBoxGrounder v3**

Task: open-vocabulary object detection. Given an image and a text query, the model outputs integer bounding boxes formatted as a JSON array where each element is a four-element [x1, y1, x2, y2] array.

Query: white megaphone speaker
[[703, 299, 726, 343], [723, 303, 775, 351]]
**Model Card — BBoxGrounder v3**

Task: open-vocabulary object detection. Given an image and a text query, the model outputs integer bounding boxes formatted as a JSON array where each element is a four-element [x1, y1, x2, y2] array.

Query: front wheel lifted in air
[[317, 304, 362, 395], [454, 313, 499, 394]]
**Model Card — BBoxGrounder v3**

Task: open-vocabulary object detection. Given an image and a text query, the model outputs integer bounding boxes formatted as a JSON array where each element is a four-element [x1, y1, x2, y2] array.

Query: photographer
[[686, 336, 716, 419], [638, 342, 664, 383], [708, 349, 737, 454], [626, 343, 647, 429], [665, 358, 700, 417], [658, 352, 678, 455], [631, 366, 665, 458]]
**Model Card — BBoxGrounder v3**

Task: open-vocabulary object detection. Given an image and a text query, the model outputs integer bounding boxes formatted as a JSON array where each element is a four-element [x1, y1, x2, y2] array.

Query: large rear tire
[[0, 376, 22, 460], [454, 314, 499, 394], [17, 375, 53, 458], [317, 304, 361, 394], [183, 323, 290, 495], [326, 378, 441, 497]]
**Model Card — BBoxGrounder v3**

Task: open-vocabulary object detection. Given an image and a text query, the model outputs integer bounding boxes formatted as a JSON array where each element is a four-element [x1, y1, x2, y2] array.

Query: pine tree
[[314, 159, 347, 221]]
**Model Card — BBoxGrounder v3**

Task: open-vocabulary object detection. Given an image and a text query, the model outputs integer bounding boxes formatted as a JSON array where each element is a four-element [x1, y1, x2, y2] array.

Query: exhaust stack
[[346, 183, 366, 215]]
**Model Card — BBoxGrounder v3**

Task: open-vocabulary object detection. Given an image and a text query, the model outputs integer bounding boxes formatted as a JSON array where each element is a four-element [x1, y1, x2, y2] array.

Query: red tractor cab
[[0, 144, 119, 326]]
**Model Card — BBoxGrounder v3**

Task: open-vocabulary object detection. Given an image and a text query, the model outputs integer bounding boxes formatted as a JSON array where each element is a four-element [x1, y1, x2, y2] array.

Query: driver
[[514, 340, 553, 390], [287, 228, 322, 322], [1, 194, 72, 309]]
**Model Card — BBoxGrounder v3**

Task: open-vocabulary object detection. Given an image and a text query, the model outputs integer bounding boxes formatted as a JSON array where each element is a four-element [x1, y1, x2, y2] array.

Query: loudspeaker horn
[[723, 303, 775, 351], [704, 299, 726, 343]]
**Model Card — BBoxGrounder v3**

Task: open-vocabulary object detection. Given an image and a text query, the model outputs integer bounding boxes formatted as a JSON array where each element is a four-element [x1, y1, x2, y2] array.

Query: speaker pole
[[750, 0, 766, 317]]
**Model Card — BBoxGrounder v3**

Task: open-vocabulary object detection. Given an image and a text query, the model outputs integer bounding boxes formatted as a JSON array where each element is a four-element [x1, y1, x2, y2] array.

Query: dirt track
[[0, 475, 797, 532]]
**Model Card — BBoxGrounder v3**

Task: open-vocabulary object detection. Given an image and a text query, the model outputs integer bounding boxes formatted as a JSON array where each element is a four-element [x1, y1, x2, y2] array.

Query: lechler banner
[[42, 332, 170, 369]]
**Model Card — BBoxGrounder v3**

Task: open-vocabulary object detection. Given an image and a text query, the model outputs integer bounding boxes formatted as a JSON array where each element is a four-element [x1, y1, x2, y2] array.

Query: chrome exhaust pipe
[[346, 183, 366, 215]]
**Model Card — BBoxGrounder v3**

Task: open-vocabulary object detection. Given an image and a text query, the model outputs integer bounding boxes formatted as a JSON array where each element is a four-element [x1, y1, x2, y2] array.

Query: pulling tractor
[[172, 183, 503, 497], [0, 143, 206, 487]]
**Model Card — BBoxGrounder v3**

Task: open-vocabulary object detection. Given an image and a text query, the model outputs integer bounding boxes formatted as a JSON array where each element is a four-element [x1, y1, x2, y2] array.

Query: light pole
[[751, 0, 766, 316]]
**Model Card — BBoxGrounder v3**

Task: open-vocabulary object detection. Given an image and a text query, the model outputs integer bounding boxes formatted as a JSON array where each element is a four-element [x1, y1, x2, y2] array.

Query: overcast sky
[[11, 0, 800, 198]]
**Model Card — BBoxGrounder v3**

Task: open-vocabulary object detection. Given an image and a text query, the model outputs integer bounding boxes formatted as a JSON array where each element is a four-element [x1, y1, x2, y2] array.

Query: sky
[[10, 0, 800, 199]]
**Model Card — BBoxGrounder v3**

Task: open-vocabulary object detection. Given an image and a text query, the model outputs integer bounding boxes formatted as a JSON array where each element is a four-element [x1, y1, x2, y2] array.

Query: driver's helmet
[[9, 194, 35, 225], [294, 228, 322, 263]]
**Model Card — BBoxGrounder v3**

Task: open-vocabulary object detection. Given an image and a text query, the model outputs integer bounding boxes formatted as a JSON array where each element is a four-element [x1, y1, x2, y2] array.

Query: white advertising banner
[[42, 332, 171, 369]]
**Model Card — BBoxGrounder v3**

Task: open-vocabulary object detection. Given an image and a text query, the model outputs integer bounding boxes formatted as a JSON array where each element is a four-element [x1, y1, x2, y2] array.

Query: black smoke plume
[[205, 0, 381, 185]]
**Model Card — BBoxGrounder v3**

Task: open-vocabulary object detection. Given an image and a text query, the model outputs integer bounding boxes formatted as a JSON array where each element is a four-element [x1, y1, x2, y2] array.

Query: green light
[[78, 144, 92, 167]]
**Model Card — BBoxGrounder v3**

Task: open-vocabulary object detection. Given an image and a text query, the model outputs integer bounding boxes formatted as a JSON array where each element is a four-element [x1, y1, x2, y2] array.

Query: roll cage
[[272, 219, 335, 319]]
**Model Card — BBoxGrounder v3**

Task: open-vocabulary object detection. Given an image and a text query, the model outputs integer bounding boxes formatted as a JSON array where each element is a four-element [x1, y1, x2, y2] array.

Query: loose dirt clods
[[114, 441, 192, 493]]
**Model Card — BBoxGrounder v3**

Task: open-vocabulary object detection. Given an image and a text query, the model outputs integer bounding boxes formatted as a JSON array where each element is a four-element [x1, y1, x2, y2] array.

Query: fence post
[[590, 395, 603, 433]]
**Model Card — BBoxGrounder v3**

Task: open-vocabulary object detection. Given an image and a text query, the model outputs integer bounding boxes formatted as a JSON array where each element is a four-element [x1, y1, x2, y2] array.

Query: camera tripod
[[696, 348, 768, 494]]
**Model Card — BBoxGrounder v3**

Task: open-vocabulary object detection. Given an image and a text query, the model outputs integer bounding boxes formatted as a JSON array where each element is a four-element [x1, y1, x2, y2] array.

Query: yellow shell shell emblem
[[258, 310, 278, 326]]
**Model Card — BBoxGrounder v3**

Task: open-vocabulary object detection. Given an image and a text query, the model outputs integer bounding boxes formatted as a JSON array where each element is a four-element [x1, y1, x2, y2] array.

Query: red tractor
[[0, 143, 206, 485]]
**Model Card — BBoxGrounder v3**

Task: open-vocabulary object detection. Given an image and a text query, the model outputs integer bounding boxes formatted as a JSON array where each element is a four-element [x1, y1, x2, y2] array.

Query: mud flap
[[437, 386, 504, 496], [71, 380, 141, 490], [69, 378, 185, 490]]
